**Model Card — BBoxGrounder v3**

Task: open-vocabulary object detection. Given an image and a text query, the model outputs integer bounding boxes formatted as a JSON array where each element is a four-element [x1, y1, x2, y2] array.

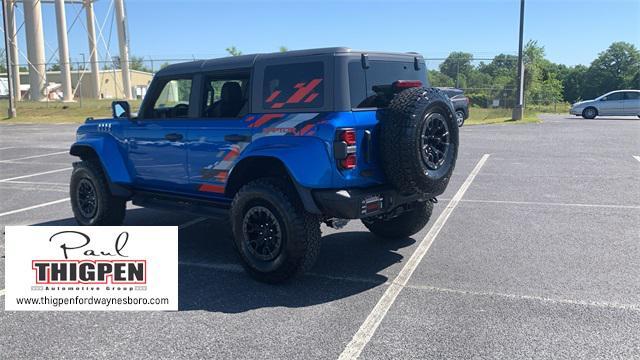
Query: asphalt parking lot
[[0, 114, 639, 359]]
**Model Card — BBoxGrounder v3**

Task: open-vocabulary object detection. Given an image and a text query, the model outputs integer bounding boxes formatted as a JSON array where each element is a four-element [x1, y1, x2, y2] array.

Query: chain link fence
[[1, 56, 569, 122]]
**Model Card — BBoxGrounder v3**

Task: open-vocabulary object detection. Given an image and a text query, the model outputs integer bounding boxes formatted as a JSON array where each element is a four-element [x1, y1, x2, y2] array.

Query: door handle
[[224, 134, 251, 142], [164, 133, 183, 142]]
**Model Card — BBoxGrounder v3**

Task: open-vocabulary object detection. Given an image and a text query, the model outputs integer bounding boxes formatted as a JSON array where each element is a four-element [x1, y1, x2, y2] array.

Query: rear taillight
[[340, 154, 357, 169], [392, 80, 422, 90], [334, 128, 357, 170], [339, 129, 356, 146]]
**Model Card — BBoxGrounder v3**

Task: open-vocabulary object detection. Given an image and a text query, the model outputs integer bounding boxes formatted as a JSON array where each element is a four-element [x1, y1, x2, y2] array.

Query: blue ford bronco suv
[[69, 48, 459, 283]]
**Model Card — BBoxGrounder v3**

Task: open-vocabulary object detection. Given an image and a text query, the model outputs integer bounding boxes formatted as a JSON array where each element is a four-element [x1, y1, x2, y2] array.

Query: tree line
[[3, 42, 637, 106], [429, 41, 640, 106]]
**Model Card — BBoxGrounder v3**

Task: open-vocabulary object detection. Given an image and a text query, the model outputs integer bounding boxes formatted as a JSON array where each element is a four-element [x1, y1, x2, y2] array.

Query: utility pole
[[6, 0, 20, 101], [23, 0, 47, 101], [2, 0, 16, 117], [115, 0, 132, 99], [84, 0, 100, 99], [512, 0, 525, 120], [54, 0, 74, 102]]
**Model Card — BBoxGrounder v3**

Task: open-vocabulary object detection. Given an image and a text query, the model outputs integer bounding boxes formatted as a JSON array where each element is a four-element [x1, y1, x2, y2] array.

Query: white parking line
[[634, 155, 640, 163], [180, 261, 640, 311], [0, 289, 5, 297], [461, 199, 640, 209], [407, 284, 640, 312], [0, 167, 72, 182], [178, 217, 208, 230], [0, 198, 70, 218], [180, 261, 243, 273], [1, 180, 68, 186], [0, 147, 17, 151], [338, 154, 490, 360], [0, 151, 68, 163]]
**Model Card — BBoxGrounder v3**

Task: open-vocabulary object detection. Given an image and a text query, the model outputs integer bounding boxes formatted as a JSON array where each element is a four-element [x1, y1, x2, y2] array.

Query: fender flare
[[226, 137, 334, 214], [70, 137, 133, 198]]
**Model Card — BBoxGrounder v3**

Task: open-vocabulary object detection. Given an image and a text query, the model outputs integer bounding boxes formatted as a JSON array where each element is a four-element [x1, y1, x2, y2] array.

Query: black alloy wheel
[[420, 112, 451, 171], [76, 178, 98, 219], [242, 205, 284, 262]]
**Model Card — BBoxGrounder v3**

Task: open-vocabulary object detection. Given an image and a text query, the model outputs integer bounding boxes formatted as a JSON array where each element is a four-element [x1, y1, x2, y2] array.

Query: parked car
[[570, 90, 640, 119], [69, 47, 459, 283], [437, 87, 469, 126]]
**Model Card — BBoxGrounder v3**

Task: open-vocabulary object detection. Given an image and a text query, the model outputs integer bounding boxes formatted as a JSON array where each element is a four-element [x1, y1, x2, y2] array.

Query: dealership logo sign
[[5, 226, 178, 311], [32, 259, 147, 284], [32, 230, 146, 284]]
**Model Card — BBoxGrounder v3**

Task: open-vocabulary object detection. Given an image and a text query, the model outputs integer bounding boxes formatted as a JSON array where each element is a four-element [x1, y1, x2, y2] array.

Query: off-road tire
[[582, 107, 597, 119], [70, 160, 126, 225], [230, 177, 321, 283], [380, 87, 459, 196], [362, 201, 433, 239]]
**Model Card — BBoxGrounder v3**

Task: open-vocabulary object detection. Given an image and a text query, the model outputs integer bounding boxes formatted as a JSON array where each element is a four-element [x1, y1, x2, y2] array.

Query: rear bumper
[[312, 186, 428, 219]]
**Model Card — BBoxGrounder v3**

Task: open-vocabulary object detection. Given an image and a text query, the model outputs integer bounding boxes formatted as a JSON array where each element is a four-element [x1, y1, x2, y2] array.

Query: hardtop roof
[[155, 47, 424, 77]]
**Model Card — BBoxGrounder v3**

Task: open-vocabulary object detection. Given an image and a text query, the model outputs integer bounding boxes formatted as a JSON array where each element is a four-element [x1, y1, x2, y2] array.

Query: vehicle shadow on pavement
[[178, 220, 415, 313], [33, 209, 416, 314]]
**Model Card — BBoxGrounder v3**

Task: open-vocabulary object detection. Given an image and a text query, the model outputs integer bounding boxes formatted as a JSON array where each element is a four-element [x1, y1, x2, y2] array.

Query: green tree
[[279, 46, 288, 53], [562, 65, 587, 103], [226, 46, 243, 56], [466, 70, 492, 89], [523, 40, 564, 104], [48, 62, 61, 71], [583, 42, 640, 99], [439, 52, 473, 87], [428, 70, 454, 87], [129, 56, 152, 73], [478, 54, 517, 79]]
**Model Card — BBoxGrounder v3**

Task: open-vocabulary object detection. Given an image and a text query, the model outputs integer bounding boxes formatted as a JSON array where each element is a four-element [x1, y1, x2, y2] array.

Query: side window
[[263, 61, 324, 110], [604, 92, 624, 101], [202, 74, 249, 118], [150, 78, 192, 118], [624, 92, 640, 100]]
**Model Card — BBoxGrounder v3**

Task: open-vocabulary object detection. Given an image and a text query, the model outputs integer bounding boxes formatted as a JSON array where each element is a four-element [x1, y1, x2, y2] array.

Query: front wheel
[[582, 107, 597, 119], [230, 178, 321, 283], [361, 201, 433, 239], [70, 161, 126, 225]]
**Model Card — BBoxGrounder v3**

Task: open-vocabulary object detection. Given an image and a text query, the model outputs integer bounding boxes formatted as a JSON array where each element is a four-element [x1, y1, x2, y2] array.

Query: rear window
[[625, 92, 640, 100], [349, 60, 428, 108], [263, 62, 324, 110]]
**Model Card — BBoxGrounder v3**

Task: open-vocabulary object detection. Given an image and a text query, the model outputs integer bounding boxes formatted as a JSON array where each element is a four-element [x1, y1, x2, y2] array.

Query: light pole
[[2, 0, 16, 118], [512, 0, 525, 120]]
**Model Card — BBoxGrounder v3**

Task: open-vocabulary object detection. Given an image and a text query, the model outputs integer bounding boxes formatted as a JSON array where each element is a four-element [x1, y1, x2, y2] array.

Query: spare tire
[[379, 87, 458, 196]]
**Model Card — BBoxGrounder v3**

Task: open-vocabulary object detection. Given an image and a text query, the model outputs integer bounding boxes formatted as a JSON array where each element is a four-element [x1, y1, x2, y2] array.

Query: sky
[[5, 0, 640, 70]]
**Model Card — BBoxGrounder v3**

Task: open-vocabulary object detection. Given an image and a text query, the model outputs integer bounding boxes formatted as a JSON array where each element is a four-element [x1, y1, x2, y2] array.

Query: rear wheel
[[582, 107, 597, 119], [455, 110, 465, 127], [70, 161, 126, 225], [362, 201, 433, 239], [230, 178, 321, 283]]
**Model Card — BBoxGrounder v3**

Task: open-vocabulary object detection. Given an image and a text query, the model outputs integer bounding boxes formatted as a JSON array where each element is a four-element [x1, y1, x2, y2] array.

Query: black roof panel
[[155, 47, 424, 77]]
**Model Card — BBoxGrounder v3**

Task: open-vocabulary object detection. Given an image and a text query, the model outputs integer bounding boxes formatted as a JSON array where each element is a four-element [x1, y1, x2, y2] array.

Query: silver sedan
[[570, 90, 640, 119]]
